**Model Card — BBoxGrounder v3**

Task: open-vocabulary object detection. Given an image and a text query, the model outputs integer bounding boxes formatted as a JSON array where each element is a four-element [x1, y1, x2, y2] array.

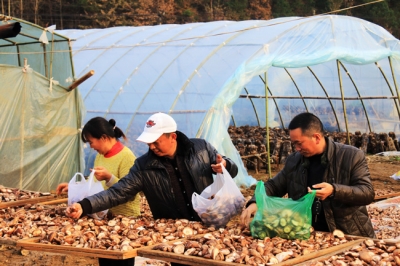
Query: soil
[[1, 155, 400, 266]]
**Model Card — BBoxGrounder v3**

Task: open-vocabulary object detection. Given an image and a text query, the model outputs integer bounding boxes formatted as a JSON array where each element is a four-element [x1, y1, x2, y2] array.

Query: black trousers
[[98, 257, 135, 266]]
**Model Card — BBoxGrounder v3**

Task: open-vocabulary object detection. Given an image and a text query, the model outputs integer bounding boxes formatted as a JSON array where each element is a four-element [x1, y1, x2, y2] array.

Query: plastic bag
[[390, 171, 400, 180], [68, 170, 108, 220], [250, 181, 316, 240], [192, 163, 245, 228]]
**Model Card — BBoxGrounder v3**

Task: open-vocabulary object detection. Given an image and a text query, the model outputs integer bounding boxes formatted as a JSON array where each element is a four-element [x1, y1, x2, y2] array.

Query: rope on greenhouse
[[322, 0, 384, 15], [239, 95, 400, 100]]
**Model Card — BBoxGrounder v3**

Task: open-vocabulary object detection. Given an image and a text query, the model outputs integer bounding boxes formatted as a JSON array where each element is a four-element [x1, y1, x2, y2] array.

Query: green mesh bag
[[250, 181, 316, 240]]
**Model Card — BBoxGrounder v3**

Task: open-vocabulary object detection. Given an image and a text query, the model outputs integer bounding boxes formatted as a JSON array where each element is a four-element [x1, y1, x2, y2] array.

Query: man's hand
[[308, 182, 334, 200], [92, 166, 112, 183], [56, 183, 69, 195], [66, 203, 83, 219], [211, 154, 226, 173], [240, 203, 257, 227]]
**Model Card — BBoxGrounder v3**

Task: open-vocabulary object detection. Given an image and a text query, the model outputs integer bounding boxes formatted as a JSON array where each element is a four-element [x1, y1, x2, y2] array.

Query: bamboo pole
[[375, 61, 400, 120], [265, 72, 272, 179], [241, 151, 269, 159], [49, 30, 55, 80], [307, 66, 340, 132], [68, 70, 95, 91], [389, 57, 400, 127], [284, 68, 308, 112], [258, 75, 285, 129], [337, 60, 350, 144], [338, 61, 372, 132], [244, 87, 260, 126]]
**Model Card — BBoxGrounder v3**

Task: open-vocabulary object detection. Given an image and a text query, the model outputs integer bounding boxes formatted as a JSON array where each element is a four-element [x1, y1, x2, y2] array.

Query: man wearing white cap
[[66, 112, 238, 223]]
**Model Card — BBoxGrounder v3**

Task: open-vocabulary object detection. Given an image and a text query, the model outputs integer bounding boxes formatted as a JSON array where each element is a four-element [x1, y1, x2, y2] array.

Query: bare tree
[[34, 0, 39, 24], [59, 0, 63, 29]]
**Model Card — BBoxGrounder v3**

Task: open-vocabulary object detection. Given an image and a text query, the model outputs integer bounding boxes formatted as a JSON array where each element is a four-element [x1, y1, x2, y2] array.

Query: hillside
[[2, 0, 400, 39]]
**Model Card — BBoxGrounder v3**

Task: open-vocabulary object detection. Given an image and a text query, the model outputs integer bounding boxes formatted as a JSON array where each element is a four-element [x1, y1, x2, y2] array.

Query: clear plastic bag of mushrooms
[[192, 164, 245, 228]]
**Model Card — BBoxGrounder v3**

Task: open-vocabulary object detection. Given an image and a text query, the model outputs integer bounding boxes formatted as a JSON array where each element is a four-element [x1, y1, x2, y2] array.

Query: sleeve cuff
[[329, 184, 336, 198], [78, 198, 92, 217], [246, 196, 256, 208], [225, 159, 232, 171], [106, 175, 118, 187]]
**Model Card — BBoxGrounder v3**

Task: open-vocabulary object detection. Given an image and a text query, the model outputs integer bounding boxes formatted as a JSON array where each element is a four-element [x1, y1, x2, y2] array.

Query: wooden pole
[[337, 60, 350, 144], [68, 70, 95, 91], [265, 72, 272, 178]]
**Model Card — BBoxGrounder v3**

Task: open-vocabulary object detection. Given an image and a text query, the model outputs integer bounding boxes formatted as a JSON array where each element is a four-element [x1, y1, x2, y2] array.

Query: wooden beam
[[68, 70, 94, 91]]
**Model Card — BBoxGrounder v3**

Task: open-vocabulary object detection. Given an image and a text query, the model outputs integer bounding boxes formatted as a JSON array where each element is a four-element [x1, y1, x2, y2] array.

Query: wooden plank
[[297, 237, 399, 266], [0, 195, 60, 208], [0, 238, 17, 246], [138, 235, 364, 266], [374, 192, 400, 201], [345, 234, 400, 245], [374, 195, 400, 204], [16, 238, 138, 260], [40, 198, 68, 205]]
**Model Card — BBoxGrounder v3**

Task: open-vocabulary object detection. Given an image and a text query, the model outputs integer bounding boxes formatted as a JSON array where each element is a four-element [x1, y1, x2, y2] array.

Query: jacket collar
[[301, 137, 331, 168]]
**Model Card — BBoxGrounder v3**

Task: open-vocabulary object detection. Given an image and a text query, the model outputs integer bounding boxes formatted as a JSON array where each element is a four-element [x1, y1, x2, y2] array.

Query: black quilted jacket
[[84, 131, 238, 219], [249, 137, 375, 238]]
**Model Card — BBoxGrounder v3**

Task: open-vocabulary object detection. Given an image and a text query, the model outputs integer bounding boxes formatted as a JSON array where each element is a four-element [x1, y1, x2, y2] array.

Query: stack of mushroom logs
[[229, 126, 400, 173]]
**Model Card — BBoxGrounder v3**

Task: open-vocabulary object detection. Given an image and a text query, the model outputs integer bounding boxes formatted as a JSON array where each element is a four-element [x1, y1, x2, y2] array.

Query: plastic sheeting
[[58, 15, 400, 188], [0, 65, 85, 191]]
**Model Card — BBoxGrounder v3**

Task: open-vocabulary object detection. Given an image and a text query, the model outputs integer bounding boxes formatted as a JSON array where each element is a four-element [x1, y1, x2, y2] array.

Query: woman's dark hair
[[288, 112, 324, 136], [81, 117, 126, 142]]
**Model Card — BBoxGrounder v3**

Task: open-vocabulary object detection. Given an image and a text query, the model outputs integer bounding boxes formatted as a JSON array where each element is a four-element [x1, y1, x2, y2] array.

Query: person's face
[[85, 134, 107, 155], [289, 128, 322, 157], [148, 133, 177, 158]]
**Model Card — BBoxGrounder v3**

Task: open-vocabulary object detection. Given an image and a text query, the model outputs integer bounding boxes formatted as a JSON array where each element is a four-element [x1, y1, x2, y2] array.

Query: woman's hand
[[91, 166, 112, 183], [56, 183, 69, 195]]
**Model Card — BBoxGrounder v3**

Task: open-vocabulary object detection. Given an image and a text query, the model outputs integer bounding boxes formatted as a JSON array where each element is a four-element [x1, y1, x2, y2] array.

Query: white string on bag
[[68, 170, 108, 220], [192, 163, 245, 228]]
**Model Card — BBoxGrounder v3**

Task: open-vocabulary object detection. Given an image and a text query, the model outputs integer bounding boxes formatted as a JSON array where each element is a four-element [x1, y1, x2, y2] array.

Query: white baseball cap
[[136, 113, 177, 143]]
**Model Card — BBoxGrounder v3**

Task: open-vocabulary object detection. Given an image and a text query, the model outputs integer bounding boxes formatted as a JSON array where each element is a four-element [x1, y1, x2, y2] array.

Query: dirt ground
[[1, 155, 400, 266]]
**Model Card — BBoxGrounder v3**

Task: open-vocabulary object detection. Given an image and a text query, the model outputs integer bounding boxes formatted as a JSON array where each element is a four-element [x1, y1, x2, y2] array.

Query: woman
[[56, 117, 140, 266]]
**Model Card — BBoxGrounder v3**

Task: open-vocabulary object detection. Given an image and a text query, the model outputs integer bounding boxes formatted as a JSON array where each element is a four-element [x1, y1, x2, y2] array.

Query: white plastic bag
[[192, 164, 245, 228], [390, 170, 400, 180], [68, 170, 108, 219]]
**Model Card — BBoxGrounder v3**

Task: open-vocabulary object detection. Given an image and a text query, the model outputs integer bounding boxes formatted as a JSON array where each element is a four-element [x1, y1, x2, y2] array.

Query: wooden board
[[138, 236, 364, 266], [16, 238, 138, 260], [374, 192, 400, 201], [39, 198, 68, 205], [345, 234, 400, 245], [0, 238, 17, 246], [0, 194, 61, 208], [297, 237, 399, 266], [374, 195, 400, 204]]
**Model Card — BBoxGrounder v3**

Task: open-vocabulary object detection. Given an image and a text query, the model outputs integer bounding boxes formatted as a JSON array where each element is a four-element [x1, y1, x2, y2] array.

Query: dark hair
[[81, 117, 126, 142], [288, 112, 324, 136]]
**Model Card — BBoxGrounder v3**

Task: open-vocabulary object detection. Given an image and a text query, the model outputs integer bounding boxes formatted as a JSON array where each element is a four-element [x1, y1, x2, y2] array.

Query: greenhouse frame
[[1, 14, 399, 190], [58, 15, 400, 187]]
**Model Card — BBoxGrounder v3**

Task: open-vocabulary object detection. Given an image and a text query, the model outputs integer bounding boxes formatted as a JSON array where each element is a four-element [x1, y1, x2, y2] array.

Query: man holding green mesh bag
[[241, 112, 375, 238]]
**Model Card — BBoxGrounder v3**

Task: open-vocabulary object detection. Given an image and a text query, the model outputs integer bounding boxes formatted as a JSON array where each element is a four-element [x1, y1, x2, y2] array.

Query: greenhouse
[[0, 15, 84, 191], [57, 15, 400, 187]]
